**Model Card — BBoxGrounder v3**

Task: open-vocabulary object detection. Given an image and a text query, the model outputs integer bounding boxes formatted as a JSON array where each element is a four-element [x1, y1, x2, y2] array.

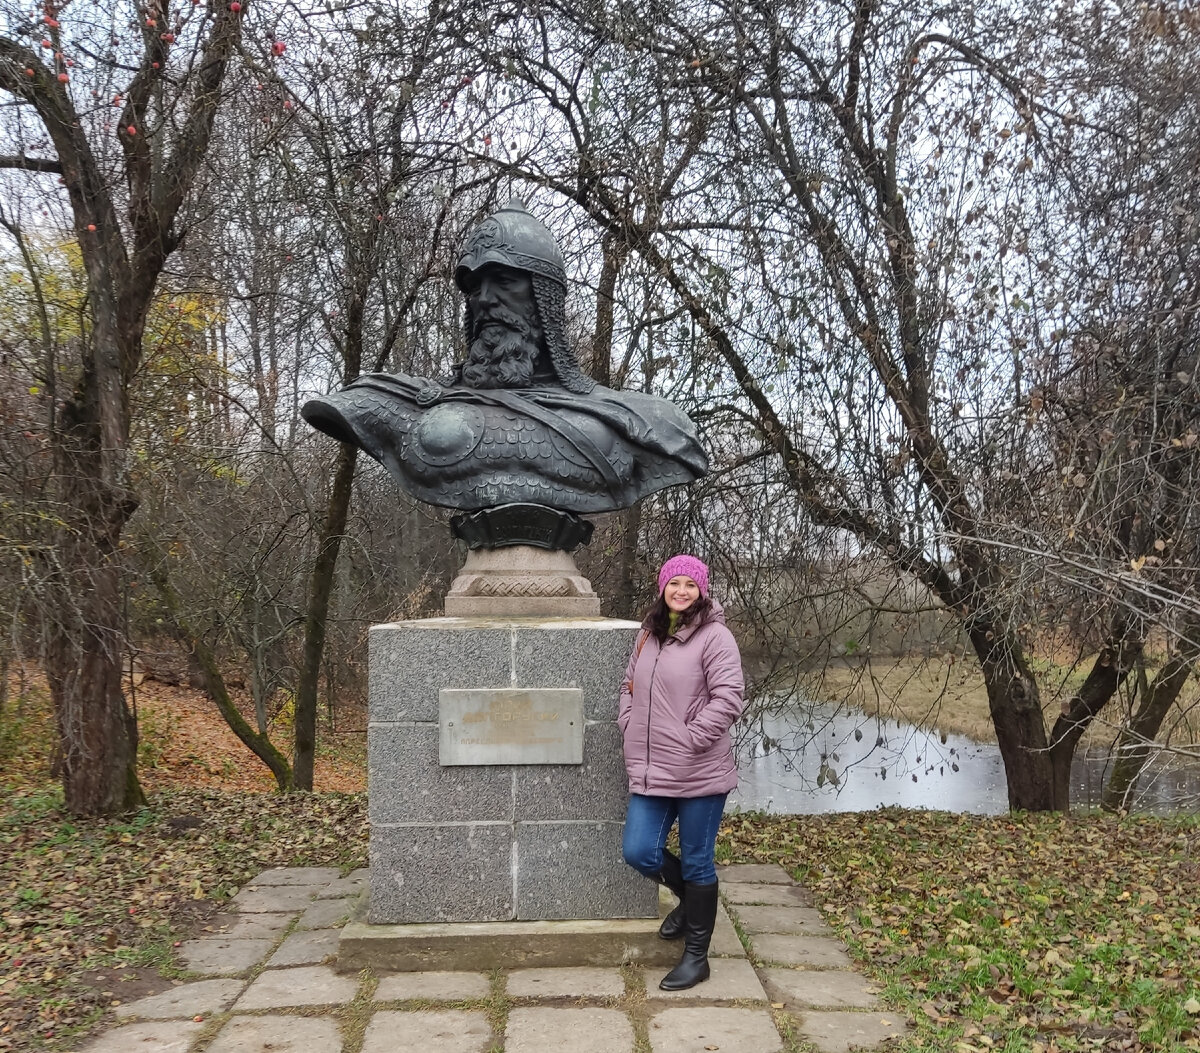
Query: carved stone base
[[444, 546, 601, 617]]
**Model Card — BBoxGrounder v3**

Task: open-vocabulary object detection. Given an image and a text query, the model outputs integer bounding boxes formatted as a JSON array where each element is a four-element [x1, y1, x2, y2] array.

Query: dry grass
[[811, 653, 1200, 748]]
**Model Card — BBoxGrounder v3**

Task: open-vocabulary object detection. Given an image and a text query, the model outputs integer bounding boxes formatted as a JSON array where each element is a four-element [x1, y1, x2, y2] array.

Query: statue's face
[[459, 264, 544, 388], [462, 264, 539, 338]]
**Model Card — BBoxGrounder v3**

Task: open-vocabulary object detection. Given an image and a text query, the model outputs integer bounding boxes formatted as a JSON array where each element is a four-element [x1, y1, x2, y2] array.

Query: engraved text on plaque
[[439, 688, 584, 765]]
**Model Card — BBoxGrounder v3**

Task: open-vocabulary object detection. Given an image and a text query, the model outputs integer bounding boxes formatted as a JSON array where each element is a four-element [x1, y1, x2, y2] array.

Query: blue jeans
[[622, 793, 728, 885]]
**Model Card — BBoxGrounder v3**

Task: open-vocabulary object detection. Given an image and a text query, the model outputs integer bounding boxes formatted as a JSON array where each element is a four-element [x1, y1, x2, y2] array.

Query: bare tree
[[1, 0, 246, 814], [461, 0, 1200, 809], [1024, 4, 1200, 809]]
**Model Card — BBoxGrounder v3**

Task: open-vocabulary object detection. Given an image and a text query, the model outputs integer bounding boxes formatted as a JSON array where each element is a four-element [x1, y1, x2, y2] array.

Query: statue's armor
[[400, 402, 634, 511], [308, 375, 703, 514], [302, 199, 708, 516]]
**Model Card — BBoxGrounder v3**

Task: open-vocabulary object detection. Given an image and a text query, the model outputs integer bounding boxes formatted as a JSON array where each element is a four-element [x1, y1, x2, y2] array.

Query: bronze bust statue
[[302, 200, 708, 538]]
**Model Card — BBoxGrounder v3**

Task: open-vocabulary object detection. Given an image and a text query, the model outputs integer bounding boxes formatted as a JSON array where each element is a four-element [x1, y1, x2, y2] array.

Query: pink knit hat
[[657, 554, 709, 598]]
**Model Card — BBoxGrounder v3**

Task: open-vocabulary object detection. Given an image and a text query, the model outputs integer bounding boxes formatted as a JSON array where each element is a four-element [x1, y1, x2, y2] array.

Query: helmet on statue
[[455, 198, 567, 288]]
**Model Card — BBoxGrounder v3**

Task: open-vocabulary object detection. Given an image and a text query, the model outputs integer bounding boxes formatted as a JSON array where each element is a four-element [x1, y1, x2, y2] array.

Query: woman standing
[[618, 554, 745, 990]]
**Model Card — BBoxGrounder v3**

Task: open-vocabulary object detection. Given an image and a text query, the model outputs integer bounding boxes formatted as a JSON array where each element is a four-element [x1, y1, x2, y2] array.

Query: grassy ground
[[723, 810, 1200, 1052], [2, 787, 1197, 1052]]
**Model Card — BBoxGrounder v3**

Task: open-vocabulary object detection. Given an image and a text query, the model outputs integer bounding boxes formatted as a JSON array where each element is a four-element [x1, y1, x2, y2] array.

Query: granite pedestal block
[[367, 617, 657, 924]]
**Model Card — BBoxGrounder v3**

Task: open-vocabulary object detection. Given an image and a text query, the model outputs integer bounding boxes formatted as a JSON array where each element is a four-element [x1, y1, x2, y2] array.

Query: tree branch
[[0, 154, 63, 173]]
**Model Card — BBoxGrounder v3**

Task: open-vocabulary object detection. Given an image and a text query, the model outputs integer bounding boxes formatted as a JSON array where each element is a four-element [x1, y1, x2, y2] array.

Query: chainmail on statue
[[302, 199, 707, 520]]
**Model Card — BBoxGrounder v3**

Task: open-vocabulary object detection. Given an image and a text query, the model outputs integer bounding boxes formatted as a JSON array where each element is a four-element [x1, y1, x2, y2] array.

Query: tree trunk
[[591, 232, 625, 388], [293, 442, 358, 791], [1102, 650, 1197, 812], [588, 231, 638, 617], [189, 638, 293, 792], [970, 626, 1053, 811], [1047, 637, 1139, 810], [46, 407, 144, 816], [614, 503, 642, 620], [152, 564, 292, 790]]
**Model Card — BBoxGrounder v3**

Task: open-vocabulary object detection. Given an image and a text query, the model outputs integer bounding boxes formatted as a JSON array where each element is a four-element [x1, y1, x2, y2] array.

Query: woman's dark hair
[[645, 593, 713, 644]]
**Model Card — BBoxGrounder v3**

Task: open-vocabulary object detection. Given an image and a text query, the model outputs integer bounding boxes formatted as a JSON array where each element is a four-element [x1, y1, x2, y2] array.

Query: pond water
[[726, 703, 1200, 815]]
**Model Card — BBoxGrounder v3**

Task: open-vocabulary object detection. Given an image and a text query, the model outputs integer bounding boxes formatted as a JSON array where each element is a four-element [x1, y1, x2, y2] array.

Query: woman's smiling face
[[663, 575, 701, 612]]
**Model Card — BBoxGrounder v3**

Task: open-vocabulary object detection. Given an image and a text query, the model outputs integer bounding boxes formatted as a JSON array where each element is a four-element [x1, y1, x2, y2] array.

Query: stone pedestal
[[366, 617, 656, 925], [443, 546, 601, 617]]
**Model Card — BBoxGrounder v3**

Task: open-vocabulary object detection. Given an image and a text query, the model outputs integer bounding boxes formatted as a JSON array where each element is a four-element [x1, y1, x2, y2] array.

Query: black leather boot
[[655, 850, 686, 940], [658, 880, 718, 990]]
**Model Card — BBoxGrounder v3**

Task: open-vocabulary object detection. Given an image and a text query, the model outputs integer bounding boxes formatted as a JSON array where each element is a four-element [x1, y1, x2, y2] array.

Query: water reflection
[[728, 704, 1198, 815]]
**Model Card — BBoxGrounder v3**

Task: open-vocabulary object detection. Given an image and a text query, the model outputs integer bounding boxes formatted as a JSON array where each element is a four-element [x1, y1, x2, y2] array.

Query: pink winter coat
[[618, 600, 745, 798]]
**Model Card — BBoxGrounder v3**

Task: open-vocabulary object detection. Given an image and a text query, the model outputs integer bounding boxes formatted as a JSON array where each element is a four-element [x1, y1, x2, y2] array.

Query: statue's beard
[[461, 309, 540, 388]]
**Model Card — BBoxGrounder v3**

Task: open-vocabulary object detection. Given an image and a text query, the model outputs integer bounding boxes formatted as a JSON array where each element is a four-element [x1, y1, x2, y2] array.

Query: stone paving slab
[[203, 911, 296, 940], [297, 896, 357, 930], [228, 885, 321, 913], [506, 1006, 634, 1053], [762, 967, 884, 1009], [246, 866, 343, 886], [266, 927, 339, 967], [751, 933, 855, 969], [207, 1013, 344, 1052], [731, 904, 835, 936], [363, 1009, 493, 1052], [318, 868, 369, 899], [722, 882, 813, 907], [115, 978, 244, 1020], [792, 1008, 906, 1053], [82, 1020, 205, 1052], [375, 970, 491, 1002], [178, 938, 275, 976], [234, 964, 359, 1009], [506, 966, 624, 999], [717, 863, 792, 884], [711, 909, 745, 957], [646, 957, 766, 1002], [648, 1006, 783, 1053], [79, 865, 906, 1053]]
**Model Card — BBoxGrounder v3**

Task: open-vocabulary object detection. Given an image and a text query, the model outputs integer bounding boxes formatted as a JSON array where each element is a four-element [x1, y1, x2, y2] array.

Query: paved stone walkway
[[79, 863, 906, 1052]]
